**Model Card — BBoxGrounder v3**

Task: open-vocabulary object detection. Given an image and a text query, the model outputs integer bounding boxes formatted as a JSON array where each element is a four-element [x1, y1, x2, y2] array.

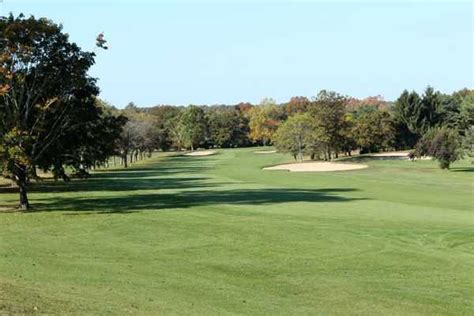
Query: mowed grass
[[0, 148, 473, 314]]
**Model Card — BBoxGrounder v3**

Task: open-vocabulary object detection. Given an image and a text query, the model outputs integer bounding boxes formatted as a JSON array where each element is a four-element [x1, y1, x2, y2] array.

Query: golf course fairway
[[0, 148, 472, 314]]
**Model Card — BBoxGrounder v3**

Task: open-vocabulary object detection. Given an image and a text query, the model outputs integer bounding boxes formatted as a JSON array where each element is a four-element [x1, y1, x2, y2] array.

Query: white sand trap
[[255, 150, 277, 154], [368, 151, 432, 160], [263, 161, 368, 172], [415, 156, 433, 160], [371, 151, 409, 157], [184, 150, 216, 157]]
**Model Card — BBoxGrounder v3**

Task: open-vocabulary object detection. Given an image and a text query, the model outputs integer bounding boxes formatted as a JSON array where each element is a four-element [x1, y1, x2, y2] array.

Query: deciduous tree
[[248, 98, 281, 145], [309, 90, 349, 159], [352, 108, 395, 153], [207, 107, 250, 148], [273, 113, 313, 161], [415, 127, 463, 169], [0, 15, 118, 209], [179, 105, 208, 150]]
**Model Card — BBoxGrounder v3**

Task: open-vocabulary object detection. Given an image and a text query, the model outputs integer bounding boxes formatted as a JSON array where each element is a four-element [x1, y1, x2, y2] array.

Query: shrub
[[416, 127, 462, 169]]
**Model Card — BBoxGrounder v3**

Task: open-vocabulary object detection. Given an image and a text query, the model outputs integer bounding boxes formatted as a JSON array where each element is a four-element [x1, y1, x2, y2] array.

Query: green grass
[[0, 148, 473, 314]]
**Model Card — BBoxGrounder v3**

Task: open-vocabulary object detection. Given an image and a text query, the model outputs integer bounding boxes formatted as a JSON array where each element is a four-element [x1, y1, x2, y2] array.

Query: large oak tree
[[0, 15, 122, 209]]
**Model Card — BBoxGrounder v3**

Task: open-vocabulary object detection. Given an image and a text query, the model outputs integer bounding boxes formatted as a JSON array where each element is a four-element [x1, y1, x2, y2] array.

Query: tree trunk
[[29, 166, 39, 182], [297, 137, 302, 162], [62, 172, 71, 182], [14, 165, 30, 210], [19, 183, 29, 211], [123, 154, 128, 168]]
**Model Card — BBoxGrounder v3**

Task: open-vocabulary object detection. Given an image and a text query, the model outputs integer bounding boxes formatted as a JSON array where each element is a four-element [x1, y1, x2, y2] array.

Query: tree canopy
[[0, 15, 125, 209]]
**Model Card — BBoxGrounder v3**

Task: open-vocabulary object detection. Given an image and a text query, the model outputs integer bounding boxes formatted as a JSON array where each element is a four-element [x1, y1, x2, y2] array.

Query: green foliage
[[459, 93, 474, 131], [179, 105, 208, 150], [392, 87, 470, 149], [309, 90, 349, 159], [352, 109, 395, 153], [206, 107, 250, 148], [416, 127, 463, 169], [272, 113, 313, 160], [393, 90, 424, 147], [148, 105, 182, 151], [462, 126, 474, 162], [0, 15, 124, 208], [106, 87, 472, 164]]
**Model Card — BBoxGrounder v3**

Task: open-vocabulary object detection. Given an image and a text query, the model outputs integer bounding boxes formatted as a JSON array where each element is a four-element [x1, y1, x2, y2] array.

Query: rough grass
[[0, 148, 473, 314]]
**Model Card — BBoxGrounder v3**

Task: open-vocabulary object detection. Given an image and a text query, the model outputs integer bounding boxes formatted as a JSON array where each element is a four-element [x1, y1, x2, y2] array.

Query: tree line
[[114, 87, 473, 169], [273, 88, 473, 166], [1, 14, 473, 210]]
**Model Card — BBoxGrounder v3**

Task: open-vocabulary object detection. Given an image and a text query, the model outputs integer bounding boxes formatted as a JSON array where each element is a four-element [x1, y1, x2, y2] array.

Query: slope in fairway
[[0, 148, 473, 314]]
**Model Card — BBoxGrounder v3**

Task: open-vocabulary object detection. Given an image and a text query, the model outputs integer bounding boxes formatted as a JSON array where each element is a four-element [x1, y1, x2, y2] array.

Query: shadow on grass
[[31, 188, 365, 214], [0, 156, 218, 194], [450, 167, 474, 173], [30, 176, 223, 193], [1, 154, 365, 213]]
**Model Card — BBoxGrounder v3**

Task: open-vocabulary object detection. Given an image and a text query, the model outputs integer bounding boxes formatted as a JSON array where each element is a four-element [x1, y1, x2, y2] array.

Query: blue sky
[[2, 1, 473, 107]]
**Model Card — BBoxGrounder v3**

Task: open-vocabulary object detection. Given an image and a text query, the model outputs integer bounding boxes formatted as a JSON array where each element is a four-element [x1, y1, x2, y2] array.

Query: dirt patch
[[254, 150, 277, 154], [263, 162, 368, 172], [184, 150, 216, 157]]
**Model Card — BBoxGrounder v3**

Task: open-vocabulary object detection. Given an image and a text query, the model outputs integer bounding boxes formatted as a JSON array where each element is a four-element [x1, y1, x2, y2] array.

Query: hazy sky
[[2, 1, 473, 107]]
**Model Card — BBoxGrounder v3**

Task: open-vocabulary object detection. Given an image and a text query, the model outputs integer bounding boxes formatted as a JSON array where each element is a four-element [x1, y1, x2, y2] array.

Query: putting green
[[0, 148, 472, 314]]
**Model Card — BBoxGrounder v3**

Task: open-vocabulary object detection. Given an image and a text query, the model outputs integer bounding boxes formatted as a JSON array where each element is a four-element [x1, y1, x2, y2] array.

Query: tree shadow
[[30, 188, 365, 214], [0, 156, 218, 194], [26, 176, 223, 193], [449, 167, 474, 173], [1, 154, 366, 213]]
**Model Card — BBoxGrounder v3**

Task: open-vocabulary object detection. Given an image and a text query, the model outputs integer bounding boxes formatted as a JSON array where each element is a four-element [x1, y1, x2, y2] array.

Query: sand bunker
[[371, 151, 409, 157], [184, 150, 216, 157], [255, 150, 277, 154], [368, 151, 431, 160], [263, 162, 368, 172]]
